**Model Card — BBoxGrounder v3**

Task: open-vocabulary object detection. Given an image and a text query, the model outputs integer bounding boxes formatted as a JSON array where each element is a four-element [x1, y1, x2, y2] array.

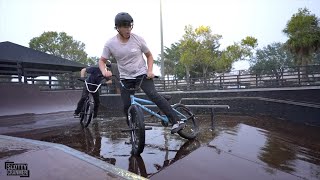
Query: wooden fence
[[152, 65, 320, 92]]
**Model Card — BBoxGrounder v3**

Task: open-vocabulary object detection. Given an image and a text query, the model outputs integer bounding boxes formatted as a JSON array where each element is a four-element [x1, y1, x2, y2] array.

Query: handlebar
[[78, 74, 159, 93], [77, 75, 110, 93], [111, 74, 159, 92]]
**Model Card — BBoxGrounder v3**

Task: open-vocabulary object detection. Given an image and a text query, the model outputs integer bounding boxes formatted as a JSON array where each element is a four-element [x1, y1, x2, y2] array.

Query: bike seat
[[161, 94, 172, 101]]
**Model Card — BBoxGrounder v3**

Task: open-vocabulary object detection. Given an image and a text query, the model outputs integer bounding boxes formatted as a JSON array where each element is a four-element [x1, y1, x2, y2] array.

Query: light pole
[[160, 0, 164, 78]]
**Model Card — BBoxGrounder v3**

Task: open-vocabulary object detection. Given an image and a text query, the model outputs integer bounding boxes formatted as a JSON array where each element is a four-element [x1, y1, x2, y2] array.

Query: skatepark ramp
[[0, 84, 82, 116]]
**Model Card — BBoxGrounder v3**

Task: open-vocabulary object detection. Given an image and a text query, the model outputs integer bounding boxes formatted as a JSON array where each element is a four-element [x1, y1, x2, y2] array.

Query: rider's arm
[[99, 57, 112, 77], [145, 51, 155, 78], [80, 68, 87, 78], [139, 36, 154, 78]]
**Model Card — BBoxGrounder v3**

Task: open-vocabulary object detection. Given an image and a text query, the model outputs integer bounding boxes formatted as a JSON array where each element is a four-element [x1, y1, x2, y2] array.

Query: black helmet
[[115, 12, 133, 27]]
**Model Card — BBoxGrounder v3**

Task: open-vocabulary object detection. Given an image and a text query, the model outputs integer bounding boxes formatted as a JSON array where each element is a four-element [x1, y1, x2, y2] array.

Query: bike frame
[[116, 75, 189, 124], [130, 95, 188, 123]]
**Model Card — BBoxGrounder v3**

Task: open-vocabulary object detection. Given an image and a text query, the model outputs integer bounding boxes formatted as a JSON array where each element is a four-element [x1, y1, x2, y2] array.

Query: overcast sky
[[1, 0, 319, 72]]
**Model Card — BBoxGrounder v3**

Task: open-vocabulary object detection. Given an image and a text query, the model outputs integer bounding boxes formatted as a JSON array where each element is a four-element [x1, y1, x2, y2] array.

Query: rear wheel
[[173, 103, 199, 140], [80, 94, 94, 127], [128, 105, 145, 155]]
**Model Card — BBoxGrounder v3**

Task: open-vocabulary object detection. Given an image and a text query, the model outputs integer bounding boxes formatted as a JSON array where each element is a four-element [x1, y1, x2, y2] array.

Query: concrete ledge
[[0, 135, 147, 180]]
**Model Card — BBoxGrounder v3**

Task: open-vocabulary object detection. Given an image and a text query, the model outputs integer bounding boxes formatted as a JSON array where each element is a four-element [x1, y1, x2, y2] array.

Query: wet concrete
[[1, 111, 320, 179], [0, 135, 142, 180]]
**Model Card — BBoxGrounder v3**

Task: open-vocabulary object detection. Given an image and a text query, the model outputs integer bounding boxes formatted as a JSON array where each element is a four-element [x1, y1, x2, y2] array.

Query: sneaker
[[171, 121, 185, 134], [73, 113, 80, 118]]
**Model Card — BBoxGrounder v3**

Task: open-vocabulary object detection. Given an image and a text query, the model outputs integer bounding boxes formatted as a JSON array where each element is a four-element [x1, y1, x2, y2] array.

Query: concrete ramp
[[0, 84, 82, 116]]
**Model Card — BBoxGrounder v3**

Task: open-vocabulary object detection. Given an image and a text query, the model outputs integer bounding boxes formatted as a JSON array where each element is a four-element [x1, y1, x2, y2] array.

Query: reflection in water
[[80, 122, 116, 165], [258, 133, 297, 173], [9, 115, 320, 180], [77, 119, 202, 178], [127, 139, 201, 177], [128, 155, 147, 177], [153, 139, 201, 171], [209, 118, 320, 180]]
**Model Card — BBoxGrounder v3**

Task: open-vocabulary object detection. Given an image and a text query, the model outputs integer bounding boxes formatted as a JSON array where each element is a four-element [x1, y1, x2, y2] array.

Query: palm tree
[[283, 8, 320, 81]]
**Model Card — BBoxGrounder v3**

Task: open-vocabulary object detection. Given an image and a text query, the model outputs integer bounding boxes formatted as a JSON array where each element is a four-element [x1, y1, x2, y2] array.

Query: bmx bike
[[114, 75, 199, 155], [77, 78, 105, 127]]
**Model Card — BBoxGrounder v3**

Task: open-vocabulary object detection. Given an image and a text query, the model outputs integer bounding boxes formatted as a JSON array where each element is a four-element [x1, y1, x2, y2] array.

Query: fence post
[[255, 74, 258, 87], [175, 78, 178, 91], [17, 62, 23, 83], [163, 78, 165, 91], [49, 72, 52, 89], [237, 70, 240, 88], [23, 71, 28, 84], [298, 66, 301, 85], [69, 73, 75, 89]]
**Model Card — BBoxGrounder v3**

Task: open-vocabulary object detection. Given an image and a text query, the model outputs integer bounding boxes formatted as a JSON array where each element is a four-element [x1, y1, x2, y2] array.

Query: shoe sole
[[171, 124, 186, 134]]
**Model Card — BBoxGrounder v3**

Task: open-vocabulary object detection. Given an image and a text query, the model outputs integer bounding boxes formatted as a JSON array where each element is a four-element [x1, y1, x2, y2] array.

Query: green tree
[[249, 42, 294, 85], [29, 31, 90, 65], [179, 25, 222, 84], [194, 25, 222, 78], [87, 56, 99, 66], [283, 8, 320, 78], [179, 25, 197, 82], [155, 42, 183, 79], [216, 36, 258, 72], [314, 52, 320, 64]]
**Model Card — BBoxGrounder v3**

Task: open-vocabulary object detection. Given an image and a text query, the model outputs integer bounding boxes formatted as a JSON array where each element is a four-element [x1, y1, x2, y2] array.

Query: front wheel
[[128, 105, 145, 155], [173, 103, 199, 140], [80, 94, 94, 127]]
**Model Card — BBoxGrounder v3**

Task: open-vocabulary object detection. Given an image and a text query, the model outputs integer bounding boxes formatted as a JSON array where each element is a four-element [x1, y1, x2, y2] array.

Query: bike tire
[[79, 98, 87, 123], [128, 105, 145, 155], [81, 94, 94, 127], [173, 103, 199, 140]]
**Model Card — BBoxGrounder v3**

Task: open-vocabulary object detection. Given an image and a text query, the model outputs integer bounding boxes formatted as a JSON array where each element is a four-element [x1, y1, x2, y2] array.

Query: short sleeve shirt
[[101, 33, 149, 79]]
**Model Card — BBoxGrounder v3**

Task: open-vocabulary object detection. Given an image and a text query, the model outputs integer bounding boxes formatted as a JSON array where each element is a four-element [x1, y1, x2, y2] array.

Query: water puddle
[[4, 115, 320, 179]]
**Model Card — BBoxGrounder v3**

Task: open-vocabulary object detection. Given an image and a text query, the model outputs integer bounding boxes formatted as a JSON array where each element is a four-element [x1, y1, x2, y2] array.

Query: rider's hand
[[146, 71, 155, 79], [78, 77, 86, 81], [103, 70, 112, 77]]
